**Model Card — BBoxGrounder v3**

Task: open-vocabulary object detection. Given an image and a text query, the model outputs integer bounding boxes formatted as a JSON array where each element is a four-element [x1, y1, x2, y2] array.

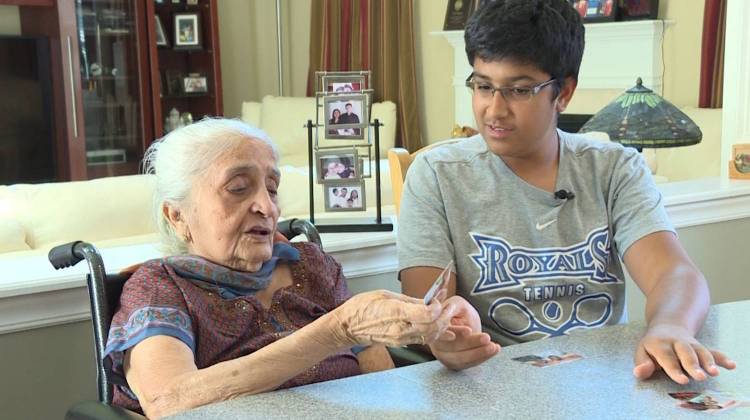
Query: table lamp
[[578, 77, 702, 174]]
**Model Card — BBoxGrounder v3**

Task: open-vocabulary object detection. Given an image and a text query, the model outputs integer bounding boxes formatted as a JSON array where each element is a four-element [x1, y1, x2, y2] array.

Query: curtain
[[699, 0, 726, 108], [308, 0, 423, 152]]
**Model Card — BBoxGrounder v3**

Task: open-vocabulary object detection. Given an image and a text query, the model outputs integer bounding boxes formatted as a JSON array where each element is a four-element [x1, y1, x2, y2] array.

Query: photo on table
[[323, 181, 365, 212], [324, 94, 368, 140], [317, 148, 359, 183], [512, 352, 583, 368], [669, 390, 750, 413]]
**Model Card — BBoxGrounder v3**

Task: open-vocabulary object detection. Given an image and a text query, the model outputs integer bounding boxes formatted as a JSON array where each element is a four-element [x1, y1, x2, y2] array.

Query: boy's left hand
[[633, 323, 736, 384]]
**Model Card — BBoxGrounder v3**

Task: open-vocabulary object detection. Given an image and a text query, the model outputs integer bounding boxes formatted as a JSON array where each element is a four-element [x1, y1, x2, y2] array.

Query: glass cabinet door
[[76, 0, 148, 178]]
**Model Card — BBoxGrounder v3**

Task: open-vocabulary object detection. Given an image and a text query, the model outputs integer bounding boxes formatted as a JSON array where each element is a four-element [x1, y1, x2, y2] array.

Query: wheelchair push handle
[[48, 240, 88, 269]]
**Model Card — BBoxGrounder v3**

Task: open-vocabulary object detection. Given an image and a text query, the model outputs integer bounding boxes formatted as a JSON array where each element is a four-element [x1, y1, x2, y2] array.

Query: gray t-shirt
[[397, 131, 674, 346]]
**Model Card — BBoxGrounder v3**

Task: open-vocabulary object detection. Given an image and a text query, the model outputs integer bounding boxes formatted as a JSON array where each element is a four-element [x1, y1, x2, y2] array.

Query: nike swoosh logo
[[536, 219, 557, 230]]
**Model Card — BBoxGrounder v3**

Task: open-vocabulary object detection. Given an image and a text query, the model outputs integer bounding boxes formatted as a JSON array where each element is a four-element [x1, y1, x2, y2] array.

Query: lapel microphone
[[554, 189, 575, 200]]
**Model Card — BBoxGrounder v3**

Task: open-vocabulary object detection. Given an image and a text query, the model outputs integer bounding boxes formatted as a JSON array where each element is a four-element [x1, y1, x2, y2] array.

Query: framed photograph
[[164, 70, 183, 95], [155, 15, 169, 47], [322, 74, 365, 94], [186, 0, 199, 5], [323, 181, 365, 212], [571, 0, 617, 23], [324, 94, 368, 140], [443, 0, 475, 30], [317, 148, 359, 183], [729, 143, 750, 180], [617, 0, 658, 21], [183, 73, 208, 93], [174, 12, 201, 49]]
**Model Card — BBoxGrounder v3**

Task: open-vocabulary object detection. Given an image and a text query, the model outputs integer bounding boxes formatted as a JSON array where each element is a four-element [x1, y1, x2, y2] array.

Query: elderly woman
[[104, 119, 454, 419]]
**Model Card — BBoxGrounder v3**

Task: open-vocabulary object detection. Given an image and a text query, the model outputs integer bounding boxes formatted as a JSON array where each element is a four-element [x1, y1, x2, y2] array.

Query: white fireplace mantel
[[433, 20, 669, 127]]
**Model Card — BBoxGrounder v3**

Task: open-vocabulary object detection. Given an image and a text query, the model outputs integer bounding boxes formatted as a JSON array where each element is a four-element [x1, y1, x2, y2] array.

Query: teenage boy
[[397, 0, 735, 384]]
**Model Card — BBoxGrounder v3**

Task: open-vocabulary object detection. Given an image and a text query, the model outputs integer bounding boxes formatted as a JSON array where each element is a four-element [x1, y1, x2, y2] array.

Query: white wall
[[218, 0, 311, 118], [0, 5, 20, 35]]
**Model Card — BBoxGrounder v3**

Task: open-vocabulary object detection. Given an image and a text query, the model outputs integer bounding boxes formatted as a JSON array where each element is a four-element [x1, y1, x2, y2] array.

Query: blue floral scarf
[[165, 243, 300, 299]]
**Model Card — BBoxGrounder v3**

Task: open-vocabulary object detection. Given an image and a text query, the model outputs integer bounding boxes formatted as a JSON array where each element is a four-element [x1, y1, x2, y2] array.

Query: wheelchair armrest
[[387, 345, 436, 367], [65, 400, 147, 420]]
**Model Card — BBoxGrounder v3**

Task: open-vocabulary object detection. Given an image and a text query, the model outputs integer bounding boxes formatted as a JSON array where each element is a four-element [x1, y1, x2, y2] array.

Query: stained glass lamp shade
[[579, 78, 702, 152]]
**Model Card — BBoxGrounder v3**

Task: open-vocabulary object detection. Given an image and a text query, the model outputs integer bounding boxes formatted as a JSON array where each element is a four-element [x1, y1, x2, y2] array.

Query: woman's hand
[[329, 289, 454, 348], [429, 295, 501, 370]]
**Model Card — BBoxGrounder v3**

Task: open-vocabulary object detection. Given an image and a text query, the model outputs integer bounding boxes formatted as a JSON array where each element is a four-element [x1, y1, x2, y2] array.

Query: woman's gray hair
[[143, 117, 278, 256]]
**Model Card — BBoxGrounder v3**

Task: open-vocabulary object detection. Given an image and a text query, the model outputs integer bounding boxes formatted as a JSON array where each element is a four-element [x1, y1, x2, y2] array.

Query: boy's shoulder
[[560, 130, 638, 162], [418, 134, 489, 166]]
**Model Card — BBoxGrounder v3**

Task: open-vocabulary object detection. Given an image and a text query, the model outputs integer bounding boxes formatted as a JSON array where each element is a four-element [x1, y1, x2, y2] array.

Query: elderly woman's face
[[182, 138, 280, 272]]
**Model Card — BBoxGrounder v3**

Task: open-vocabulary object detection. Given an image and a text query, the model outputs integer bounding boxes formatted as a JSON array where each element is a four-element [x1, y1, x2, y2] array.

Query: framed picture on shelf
[[323, 181, 365, 212], [317, 148, 359, 183], [729, 143, 750, 180], [618, 0, 658, 20], [322, 74, 365, 94], [164, 70, 183, 95], [443, 0, 475, 30], [571, 0, 617, 22], [183, 73, 208, 93], [323, 94, 368, 140], [174, 12, 201, 49], [155, 15, 169, 47]]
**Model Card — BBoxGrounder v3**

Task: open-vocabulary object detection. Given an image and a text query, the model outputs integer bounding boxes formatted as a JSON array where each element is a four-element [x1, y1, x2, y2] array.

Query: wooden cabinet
[[148, 0, 222, 138], [16, 0, 222, 181]]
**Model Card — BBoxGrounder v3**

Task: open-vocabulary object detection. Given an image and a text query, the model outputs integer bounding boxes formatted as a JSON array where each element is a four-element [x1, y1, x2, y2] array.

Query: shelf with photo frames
[[305, 71, 393, 234], [149, 0, 222, 137]]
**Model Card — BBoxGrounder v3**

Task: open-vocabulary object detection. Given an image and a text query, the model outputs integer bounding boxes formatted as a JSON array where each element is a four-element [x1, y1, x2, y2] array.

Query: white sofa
[[0, 96, 398, 259]]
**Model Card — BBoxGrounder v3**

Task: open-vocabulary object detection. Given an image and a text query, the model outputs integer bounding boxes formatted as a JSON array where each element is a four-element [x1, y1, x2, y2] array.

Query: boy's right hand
[[430, 295, 501, 370]]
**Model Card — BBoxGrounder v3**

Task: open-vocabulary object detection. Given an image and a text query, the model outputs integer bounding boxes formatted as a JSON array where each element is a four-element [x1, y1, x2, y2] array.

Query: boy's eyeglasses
[[465, 74, 556, 102]]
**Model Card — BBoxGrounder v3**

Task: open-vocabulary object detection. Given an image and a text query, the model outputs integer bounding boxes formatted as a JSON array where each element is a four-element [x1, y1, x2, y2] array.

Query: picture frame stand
[[305, 118, 393, 233]]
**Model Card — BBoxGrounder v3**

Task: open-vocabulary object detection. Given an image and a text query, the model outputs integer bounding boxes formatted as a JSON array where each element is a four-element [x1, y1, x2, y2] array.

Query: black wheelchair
[[49, 218, 431, 420]]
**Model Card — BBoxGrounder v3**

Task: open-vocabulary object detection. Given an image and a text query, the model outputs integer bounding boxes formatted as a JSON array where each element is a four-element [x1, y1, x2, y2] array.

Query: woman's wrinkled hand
[[329, 289, 455, 348]]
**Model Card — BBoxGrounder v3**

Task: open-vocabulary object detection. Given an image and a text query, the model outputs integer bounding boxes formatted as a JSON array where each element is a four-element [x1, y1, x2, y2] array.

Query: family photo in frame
[[324, 95, 367, 139], [324, 182, 365, 212], [183, 73, 208, 94], [729, 143, 750, 180], [317, 149, 358, 183], [322, 74, 365, 94], [155, 15, 169, 47], [443, 0, 475, 30], [174, 12, 201, 49], [618, 0, 659, 20], [571, 0, 616, 22]]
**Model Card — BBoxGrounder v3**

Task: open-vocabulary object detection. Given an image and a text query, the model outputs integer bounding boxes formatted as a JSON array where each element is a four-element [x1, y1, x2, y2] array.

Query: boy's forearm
[[643, 267, 710, 334]]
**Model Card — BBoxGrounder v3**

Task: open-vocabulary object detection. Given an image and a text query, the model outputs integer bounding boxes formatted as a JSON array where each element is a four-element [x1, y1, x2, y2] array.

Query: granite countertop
[[169, 301, 750, 419]]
